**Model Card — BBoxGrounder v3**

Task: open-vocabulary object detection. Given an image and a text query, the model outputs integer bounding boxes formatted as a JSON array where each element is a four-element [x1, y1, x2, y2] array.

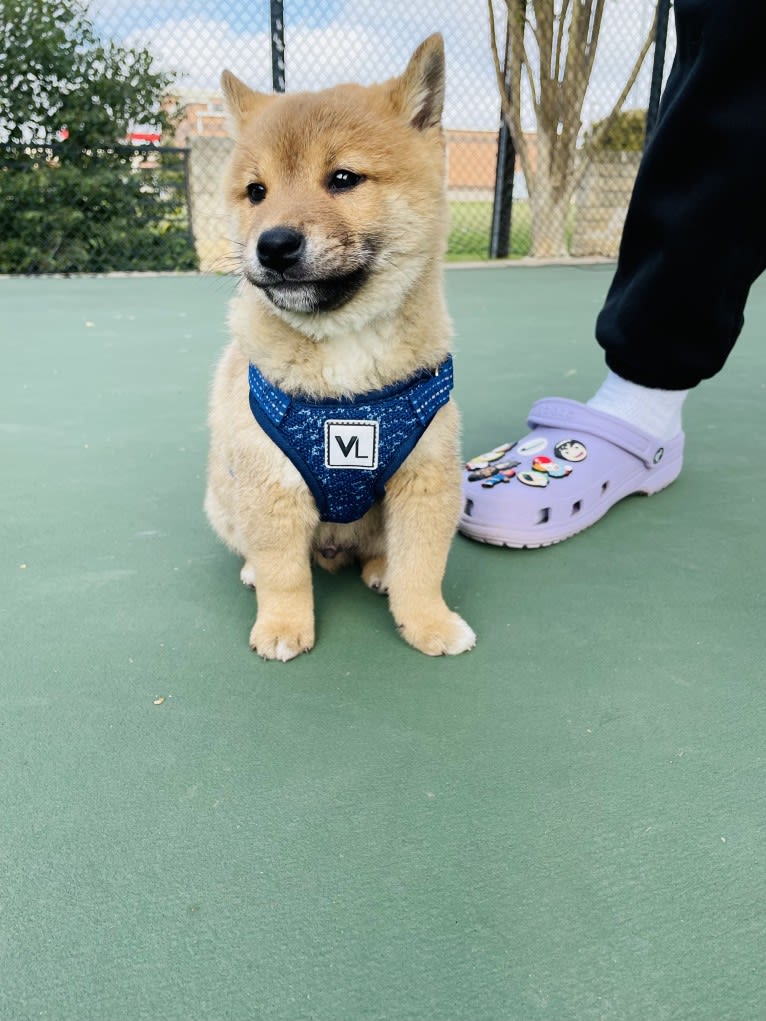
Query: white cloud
[[107, 0, 673, 133], [125, 17, 273, 92]]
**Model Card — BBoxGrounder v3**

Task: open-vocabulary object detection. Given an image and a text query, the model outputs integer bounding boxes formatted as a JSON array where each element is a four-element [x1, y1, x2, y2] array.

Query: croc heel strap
[[529, 398, 671, 471]]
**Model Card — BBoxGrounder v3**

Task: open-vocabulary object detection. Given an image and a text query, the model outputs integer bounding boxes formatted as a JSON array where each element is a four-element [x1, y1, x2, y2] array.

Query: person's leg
[[596, 0, 766, 393], [588, 0, 766, 440], [460, 0, 766, 547]]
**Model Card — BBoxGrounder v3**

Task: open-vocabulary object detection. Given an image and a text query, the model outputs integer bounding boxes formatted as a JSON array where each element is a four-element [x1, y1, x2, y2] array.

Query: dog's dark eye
[[328, 169, 364, 193], [246, 182, 267, 204]]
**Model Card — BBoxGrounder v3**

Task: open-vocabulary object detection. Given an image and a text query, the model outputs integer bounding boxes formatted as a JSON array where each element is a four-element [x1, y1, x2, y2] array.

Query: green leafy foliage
[[585, 109, 648, 153], [0, 145, 198, 273], [0, 0, 197, 272]]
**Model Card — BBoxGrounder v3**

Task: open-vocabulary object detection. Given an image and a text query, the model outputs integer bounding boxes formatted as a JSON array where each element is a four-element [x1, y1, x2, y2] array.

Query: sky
[[88, 0, 674, 133]]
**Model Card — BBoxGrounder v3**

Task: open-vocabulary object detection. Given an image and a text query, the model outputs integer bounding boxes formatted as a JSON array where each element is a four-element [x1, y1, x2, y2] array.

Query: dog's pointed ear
[[390, 34, 445, 131], [221, 70, 273, 130]]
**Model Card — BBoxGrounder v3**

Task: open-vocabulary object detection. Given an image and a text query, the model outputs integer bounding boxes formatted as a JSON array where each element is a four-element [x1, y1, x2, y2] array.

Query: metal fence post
[[270, 0, 286, 93], [645, 0, 672, 140], [181, 147, 195, 250], [489, 5, 520, 259], [489, 120, 516, 259]]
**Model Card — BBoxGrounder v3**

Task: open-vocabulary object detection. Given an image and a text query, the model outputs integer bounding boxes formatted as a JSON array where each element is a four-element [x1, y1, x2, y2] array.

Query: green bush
[[0, 146, 198, 273], [584, 109, 647, 153], [0, 1, 197, 273]]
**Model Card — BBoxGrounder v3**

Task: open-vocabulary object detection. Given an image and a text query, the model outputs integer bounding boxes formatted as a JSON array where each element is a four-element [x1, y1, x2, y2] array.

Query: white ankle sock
[[586, 371, 687, 441]]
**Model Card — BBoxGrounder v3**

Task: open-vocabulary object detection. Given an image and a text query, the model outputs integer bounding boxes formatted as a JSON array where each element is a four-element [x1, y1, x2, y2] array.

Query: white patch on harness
[[324, 420, 379, 470]]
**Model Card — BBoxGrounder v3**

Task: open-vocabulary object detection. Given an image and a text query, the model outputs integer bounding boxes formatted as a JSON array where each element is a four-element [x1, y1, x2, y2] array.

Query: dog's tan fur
[[205, 35, 475, 660]]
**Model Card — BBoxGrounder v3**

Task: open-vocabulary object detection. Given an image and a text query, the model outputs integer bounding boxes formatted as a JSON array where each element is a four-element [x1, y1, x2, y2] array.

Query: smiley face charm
[[554, 439, 587, 463]]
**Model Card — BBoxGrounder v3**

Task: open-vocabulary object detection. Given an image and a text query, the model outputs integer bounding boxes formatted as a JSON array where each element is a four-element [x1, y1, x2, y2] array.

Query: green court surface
[[2, 267, 765, 1021]]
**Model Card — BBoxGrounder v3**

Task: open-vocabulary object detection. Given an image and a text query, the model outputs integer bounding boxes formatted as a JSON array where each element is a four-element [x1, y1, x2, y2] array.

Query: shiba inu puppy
[[205, 34, 475, 660]]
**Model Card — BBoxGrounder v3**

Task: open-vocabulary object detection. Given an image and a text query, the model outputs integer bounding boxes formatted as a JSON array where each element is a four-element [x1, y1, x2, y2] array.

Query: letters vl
[[324, 420, 379, 470]]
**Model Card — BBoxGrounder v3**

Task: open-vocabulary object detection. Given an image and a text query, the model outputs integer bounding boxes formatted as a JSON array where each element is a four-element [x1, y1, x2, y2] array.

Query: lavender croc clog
[[459, 398, 684, 548]]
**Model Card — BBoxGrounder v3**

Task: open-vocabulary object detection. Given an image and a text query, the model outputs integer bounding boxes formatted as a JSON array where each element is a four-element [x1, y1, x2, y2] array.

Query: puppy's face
[[226, 93, 386, 315], [222, 36, 447, 319]]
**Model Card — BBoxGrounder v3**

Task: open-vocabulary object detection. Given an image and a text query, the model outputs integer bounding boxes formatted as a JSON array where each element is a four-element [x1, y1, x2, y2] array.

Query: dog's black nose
[[256, 227, 306, 273]]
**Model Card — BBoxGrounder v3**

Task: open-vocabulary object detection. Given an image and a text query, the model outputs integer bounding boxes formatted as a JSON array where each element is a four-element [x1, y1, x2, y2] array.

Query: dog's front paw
[[240, 561, 257, 589], [361, 555, 389, 595], [249, 617, 315, 661], [399, 610, 476, 656]]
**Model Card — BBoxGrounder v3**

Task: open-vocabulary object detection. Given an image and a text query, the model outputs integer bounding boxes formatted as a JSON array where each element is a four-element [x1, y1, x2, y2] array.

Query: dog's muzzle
[[246, 227, 374, 314]]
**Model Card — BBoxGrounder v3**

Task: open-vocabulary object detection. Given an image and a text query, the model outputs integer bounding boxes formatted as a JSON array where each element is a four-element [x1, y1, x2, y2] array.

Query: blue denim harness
[[248, 355, 453, 523]]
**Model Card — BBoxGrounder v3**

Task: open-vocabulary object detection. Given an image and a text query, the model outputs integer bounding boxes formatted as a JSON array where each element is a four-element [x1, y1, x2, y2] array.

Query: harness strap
[[247, 356, 454, 523]]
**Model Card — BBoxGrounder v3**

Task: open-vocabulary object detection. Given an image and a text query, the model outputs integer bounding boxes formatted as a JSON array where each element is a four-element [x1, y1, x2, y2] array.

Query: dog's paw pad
[[240, 562, 257, 589], [362, 556, 389, 595], [443, 616, 477, 655], [249, 620, 314, 662], [400, 612, 476, 656]]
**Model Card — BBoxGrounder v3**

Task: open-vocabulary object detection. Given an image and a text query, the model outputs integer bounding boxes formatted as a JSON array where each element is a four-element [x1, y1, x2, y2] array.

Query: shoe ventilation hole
[[601, 481, 609, 494], [464, 498, 474, 517], [571, 500, 582, 515], [537, 508, 550, 524]]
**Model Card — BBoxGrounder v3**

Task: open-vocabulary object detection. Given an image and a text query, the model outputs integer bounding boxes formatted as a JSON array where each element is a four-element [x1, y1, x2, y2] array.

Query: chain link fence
[[0, 0, 674, 274]]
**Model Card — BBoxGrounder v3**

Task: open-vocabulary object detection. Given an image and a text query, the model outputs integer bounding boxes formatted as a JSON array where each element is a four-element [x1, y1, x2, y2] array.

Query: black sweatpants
[[595, 0, 766, 390]]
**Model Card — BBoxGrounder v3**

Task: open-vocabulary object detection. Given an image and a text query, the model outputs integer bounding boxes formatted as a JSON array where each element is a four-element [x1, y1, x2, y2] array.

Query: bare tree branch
[[505, 0, 539, 111], [574, 4, 658, 190], [487, 0, 509, 113], [487, 0, 533, 192], [553, 0, 572, 85]]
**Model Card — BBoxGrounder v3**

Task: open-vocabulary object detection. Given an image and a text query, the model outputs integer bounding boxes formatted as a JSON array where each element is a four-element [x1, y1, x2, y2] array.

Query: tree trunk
[[529, 132, 571, 257], [530, 177, 570, 258]]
